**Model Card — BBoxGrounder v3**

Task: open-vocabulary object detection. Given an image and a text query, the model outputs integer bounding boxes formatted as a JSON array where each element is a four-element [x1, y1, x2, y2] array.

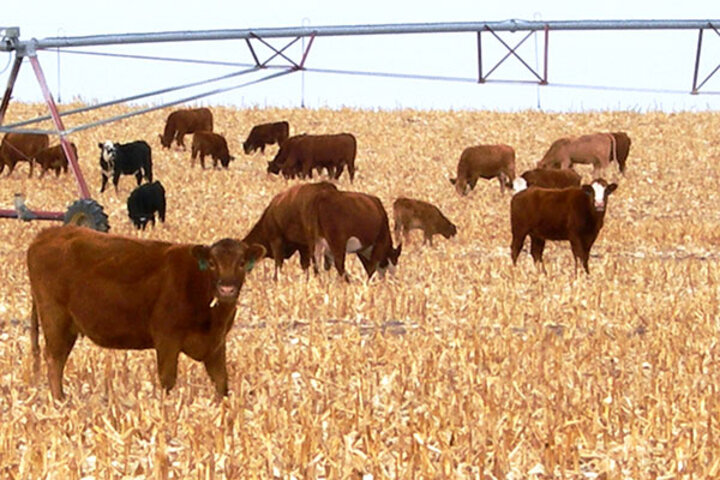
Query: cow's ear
[[98, 143, 103, 149], [606, 183, 618, 195], [449, 178, 456, 185], [244, 244, 266, 272], [581, 185, 594, 197], [191, 245, 211, 271]]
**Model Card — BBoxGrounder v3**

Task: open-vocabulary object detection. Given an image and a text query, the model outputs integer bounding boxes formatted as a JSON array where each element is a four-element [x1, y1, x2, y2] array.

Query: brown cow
[[267, 133, 357, 182], [449, 144, 516, 195], [304, 189, 401, 281], [191, 131, 234, 169], [510, 179, 618, 274], [513, 167, 582, 191], [537, 132, 629, 177], [27, 225, 265, 400], [392, 197, 457, 246], [159, 108, 214, 149], [243, 121, 290, 154], [0, 132, 49, 177], [34, 143, 77, 178], [243, 181, 339, 279]]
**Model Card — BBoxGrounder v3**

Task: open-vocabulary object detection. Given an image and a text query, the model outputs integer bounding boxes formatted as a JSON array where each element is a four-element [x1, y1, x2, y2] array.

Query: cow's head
[[267, 159, 281, 175], [441, 219, 458, 239], [98, 141, 117, 165], [220, 155, 235, 169], [376, 243, 402, 279], [582, 179, 618, 213], [192, 239, 266, 304], [159, 134, 171, 149], [513, 177, 528, 193], [242, 141, 253, 155], [449, 177, 469, 196]]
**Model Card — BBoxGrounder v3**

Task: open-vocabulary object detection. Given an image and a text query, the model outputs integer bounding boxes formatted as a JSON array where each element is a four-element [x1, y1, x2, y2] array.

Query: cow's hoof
[[64, 199, 110, 233]]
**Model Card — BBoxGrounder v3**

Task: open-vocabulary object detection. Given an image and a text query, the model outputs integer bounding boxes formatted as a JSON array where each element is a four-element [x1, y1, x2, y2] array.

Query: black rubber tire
[[63, 199, 110, 232]]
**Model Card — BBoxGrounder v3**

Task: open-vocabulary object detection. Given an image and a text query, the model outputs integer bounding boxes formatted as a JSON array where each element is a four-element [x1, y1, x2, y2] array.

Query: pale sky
[[2, 1, 719, 112]]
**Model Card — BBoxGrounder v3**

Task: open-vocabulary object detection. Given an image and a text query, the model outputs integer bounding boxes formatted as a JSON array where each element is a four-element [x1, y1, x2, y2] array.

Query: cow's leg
[[510, 230, 527, 266], [42, 310, 78, 400], [260, 144, 266, 154], [497, 174, 506, 193], [155, 343, 181, 392], [530, 236, 547, 274], [135, 171, 143, 186], [6, 160, 17, 176], [176, 131, 186, 150], [28, 160, 33, 178], [0, 162, 4, 174], [113, 173, 121, 193], [203, 344, 229, 397], [569, 235, 587, 276], [200, 154, 206, 169], [100, 174, 108, 193]]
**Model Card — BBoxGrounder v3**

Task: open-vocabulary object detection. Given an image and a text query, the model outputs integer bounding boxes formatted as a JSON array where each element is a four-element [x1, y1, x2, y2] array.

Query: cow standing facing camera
[[99, 140, 153, 193], [510, 179, 618, 275]]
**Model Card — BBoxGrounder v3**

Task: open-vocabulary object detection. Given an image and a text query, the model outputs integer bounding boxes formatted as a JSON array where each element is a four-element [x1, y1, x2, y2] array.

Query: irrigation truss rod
[[2, 19, 718, 51], [0, 68, 295, 135], [3, 63, 264, 129]]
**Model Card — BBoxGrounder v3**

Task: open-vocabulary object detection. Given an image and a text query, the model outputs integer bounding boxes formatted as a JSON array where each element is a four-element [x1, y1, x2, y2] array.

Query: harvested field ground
[[1, 103, 719, 479]]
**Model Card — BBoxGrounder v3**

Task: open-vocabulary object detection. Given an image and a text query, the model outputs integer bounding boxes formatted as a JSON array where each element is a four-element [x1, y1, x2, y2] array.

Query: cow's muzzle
[[215, 283, 239, 301]]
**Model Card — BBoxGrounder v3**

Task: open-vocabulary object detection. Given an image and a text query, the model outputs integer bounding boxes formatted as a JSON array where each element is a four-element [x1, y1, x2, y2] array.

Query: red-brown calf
[[191, 131, 234, 168]]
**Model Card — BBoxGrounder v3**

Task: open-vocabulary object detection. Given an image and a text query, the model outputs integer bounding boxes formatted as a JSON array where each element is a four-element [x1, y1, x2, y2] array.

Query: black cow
[[127, 181, 166, 230], [99, 140, 153, 193]]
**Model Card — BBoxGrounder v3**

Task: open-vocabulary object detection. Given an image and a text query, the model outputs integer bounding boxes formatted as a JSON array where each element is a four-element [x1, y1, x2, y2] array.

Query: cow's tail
[[30, 297, 40, 374], [348, 135, 357, 182], [609, 133, 617, 166]]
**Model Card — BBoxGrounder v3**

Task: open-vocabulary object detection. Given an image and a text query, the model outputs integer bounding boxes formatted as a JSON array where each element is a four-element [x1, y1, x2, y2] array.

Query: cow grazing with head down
[[392, 197, 457, 246], [243, 181, 339, 280], [243, 121, 290, 154], [127, 181, 166, 230], [191, 131, 234, 169], [267, 133, 357, 182], [159, 107, 214, 149], [99, 140, 153, 193], [34, 143, 77, 178], [537, 132, 630, 178], [0, 132, 49, 177], [510, 179, 618, 275], [305, 189, 401, 281], [27, 225, 266, 400], [514, 167, 582, 192], [450, 144, 516, 195]]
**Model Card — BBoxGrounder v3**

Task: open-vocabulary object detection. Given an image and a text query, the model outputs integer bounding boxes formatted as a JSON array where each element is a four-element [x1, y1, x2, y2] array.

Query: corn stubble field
[[0, 102, 719, 479]]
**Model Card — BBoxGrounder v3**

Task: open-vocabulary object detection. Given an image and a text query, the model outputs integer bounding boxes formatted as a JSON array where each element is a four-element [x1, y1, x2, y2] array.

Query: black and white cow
[[98, 140, 153, 193], [126, 181, 166, 230]]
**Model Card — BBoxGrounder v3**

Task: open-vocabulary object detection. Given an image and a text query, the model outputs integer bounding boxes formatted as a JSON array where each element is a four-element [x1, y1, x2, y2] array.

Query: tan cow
[[537, 132, 630, 178], [392, 197, 457, 245], [449, 144, 516, 195]]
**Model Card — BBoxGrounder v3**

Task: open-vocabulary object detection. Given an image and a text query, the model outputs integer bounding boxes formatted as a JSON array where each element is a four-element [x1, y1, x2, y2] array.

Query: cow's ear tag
[[198, 258, 209, 271], [244, 258, 256, 272]]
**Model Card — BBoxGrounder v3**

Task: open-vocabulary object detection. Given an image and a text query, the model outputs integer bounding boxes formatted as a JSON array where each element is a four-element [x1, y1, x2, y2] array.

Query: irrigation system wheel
[[63, 199, 110, 232]]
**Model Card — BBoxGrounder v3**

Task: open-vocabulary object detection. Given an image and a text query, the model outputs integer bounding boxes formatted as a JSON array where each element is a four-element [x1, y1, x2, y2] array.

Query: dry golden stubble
[[0, 103, 718, 478]]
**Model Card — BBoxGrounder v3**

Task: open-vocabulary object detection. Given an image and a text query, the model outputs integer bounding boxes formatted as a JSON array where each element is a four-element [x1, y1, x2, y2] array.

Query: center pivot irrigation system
[[0, 19, 718, 231]]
